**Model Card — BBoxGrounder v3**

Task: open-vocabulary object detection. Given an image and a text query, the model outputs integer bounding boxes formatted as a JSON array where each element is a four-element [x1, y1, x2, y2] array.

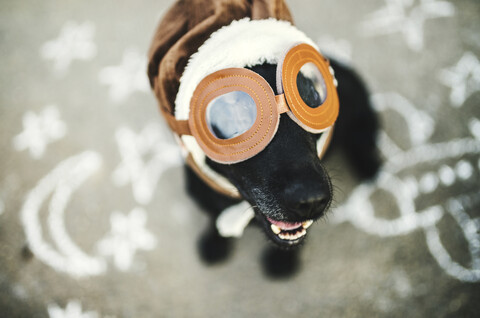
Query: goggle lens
[[296, 62, 327, 108], [206, 90, 257, 140]]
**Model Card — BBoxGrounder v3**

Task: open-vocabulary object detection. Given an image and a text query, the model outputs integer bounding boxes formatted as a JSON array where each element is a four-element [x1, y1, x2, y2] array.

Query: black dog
[[185, 58, 381, 277]]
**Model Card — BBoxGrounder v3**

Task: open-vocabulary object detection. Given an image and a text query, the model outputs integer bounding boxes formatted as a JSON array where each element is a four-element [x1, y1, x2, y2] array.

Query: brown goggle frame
[[164, 43, 339, 164]]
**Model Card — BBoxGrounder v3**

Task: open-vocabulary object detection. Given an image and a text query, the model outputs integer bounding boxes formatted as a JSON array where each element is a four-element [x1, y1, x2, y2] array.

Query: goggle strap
[[186, 153, 242, 199], [163, 94, 289, 136], [161, 108, 191, 136], [275, 94, 289, 114]]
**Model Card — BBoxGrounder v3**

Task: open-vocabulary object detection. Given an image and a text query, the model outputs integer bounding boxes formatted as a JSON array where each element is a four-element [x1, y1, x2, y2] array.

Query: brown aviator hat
[[147, 0, 292, 116], [147, 0, 337, 198]]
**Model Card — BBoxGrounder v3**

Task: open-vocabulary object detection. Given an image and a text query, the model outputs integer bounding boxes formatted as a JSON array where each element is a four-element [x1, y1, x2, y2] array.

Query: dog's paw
[[261, 247, 301, 279], [197, 228, 234, 264]]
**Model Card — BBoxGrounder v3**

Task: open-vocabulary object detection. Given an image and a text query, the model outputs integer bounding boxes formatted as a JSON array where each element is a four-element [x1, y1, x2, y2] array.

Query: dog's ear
[[328, 58, 382, 179]]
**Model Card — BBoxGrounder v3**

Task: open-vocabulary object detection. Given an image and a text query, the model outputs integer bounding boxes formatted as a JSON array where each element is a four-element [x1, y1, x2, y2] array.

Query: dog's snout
[[282, 179, 331, 219], [297, 194, 330, 216]]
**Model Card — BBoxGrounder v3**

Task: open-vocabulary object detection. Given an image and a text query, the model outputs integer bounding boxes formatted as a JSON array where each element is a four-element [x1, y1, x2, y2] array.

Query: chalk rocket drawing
[[361, 0, 455, 51], [112, 123, 182, 205], [20, 151, 107, 278], [13, 106, 67, 159], [98, 48, 150, 103], [333, 92, 480, 282], [40, 21, 97, 74]]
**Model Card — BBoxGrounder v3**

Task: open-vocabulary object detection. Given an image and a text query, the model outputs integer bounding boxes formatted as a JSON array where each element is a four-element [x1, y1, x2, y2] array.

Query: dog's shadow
[[261, 246, 301, 279]]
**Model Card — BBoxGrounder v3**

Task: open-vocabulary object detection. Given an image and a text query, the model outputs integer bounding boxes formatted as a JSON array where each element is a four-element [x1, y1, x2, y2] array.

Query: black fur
[[185, 58, 381, 276]]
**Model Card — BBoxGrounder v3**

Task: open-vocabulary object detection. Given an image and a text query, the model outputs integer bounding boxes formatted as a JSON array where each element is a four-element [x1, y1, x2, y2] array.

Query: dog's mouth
[[261, 215, 314, 247]]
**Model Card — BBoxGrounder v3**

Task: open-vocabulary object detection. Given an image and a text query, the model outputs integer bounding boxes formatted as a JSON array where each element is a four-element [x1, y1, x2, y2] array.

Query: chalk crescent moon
[[21, 151, 107, 278]]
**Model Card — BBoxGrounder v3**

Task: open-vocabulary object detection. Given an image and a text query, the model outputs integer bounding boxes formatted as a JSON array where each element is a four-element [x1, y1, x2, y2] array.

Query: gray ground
[[1, 0, 479, 317]]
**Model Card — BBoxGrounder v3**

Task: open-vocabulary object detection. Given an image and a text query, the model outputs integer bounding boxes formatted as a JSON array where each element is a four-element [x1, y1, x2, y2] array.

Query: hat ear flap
[[251, 0, 293, 22]]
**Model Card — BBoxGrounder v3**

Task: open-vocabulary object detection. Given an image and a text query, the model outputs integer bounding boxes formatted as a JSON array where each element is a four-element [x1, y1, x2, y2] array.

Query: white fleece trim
[[175, 18, 317, 120]]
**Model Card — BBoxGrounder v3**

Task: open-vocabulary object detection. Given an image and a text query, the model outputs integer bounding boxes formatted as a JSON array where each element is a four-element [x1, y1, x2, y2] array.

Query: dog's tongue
[[267, 217, 302, 230]]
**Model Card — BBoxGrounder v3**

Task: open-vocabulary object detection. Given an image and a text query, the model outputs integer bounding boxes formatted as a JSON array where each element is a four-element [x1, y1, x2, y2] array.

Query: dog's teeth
[[278, 228, 307, 241], [270, 224, 281, 235], [278, 232, 289, 240], [302, 220, 313, 229], [297, 228, 306, 239]]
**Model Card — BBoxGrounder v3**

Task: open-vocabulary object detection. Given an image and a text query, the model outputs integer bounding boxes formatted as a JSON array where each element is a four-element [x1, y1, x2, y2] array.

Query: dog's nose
[[282, 180, 331, 219]]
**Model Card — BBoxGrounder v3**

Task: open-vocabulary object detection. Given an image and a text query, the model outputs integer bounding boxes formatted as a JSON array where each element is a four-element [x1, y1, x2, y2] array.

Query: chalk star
[[361, 0, 455, 51], [47, 300, 99, 318], [41, 21, 97, 74], [97, 208, 157, 271], [13, 106, 67, 159], [439, 52, 480, 107], [99, 49, 150, 103], [112, 124, 181, 205]]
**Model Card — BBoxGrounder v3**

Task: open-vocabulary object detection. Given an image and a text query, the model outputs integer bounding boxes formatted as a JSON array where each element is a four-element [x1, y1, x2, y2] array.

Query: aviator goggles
[[165, 43, 339, 164]]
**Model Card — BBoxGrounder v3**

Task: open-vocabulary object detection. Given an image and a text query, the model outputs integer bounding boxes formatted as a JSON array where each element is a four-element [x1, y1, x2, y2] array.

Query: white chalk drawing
[[98, 49, 150, 102], [438, 52, 480, 107], [41, 21, 97, 74], [361, 0, 455, 51], [112, 123, 182, 205], [48, 299, 99, 318], [20, 151, 107, 278], [96, 207, 157, 271], [372, 93, 434, 146], [333, 93, 480, 282], [469, 118, 480, 141], [317, 35, 352, 64], [13, 106, 67, 159], [425, 193, 480, 282]]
